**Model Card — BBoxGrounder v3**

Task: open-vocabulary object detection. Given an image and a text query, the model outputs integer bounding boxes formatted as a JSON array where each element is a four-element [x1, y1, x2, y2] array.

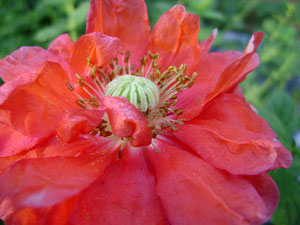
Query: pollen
[[106, 75, 159, 112], [66, 50, 198, 142]]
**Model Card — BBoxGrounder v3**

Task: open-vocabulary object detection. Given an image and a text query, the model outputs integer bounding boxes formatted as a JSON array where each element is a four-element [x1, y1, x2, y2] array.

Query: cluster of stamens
[[67, 50, 198, 143], [91, 119, 112, 137]]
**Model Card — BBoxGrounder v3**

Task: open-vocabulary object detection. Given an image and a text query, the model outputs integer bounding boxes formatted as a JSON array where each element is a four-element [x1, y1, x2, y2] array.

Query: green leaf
[[269, 167, 300, 225], [259, 91, 298, 149]]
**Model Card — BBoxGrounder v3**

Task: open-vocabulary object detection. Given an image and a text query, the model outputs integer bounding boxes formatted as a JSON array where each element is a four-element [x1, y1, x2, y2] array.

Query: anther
[[67, 82, 74, 91], [86, 57, 91, 66], [77, 99, 87, 109]]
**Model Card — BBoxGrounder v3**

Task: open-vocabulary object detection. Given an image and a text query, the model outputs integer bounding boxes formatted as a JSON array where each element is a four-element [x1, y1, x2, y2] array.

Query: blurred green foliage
[[0, 0, 300, 224]]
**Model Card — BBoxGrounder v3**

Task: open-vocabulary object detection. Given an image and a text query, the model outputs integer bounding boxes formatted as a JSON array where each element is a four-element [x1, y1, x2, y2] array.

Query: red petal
[[147, 139, 278, 224], [148, 5, 200, 74], [177, 50, 242, 119], [87, 0, 150, 63], [0, 61, 78, 139], [48, 33, 74, 63], [70, 147, 168, 225], [0, 154, 114, 208], [175, 93, 292, 175], [178, 33, 263, 120], [206, 32, 264, 102], [69, 32, 121, 82], [199, 28, 218, 57], [5, 195, 79, 225], [0, 198, 13, 222], [103, 96, 152, 147], [0, 123, 38, 157], [55, 108, 105, 142], [0, 46, 67, 83], [246, 173, 279, 224], [0, 149, 38, 176]]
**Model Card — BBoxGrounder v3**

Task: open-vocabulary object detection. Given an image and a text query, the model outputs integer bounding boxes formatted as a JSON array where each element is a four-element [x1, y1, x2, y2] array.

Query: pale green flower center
[[105, 75, 160, 112]]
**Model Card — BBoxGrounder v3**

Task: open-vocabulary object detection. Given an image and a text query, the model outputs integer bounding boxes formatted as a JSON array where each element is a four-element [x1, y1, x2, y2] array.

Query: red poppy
[[0, 0, 292, 224]]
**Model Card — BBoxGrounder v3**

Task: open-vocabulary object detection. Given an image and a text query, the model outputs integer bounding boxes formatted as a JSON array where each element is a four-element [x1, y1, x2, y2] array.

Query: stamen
[[67, 50, 198, 148], [67, 82, 74, 91]]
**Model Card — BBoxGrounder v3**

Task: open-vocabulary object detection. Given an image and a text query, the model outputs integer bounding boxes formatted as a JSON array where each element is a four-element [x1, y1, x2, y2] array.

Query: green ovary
[[105, 75, 160, 112]]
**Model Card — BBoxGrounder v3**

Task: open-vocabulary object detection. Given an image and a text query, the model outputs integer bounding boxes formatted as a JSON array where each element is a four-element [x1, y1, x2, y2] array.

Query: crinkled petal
[[0, 149, 38, 176], [177, 50, 242, 119], [175, 93, 292, 175], [86, 0, 150, 63], [147, 139, 278, 225], [0, 46, 67, 83], [0, 154, 115, 209], [4, 195, 79, 225], [103, 96, 152, 147], [70, 147, 168, 225], [0, 123, 38, 157], [206, 32, 264, 102], [0, 198, 13, 222], [55, 108, 105, 143], [148, 5, 200, 73], [0, 61, 79, 139], [33, 135, 113, 158], [69, 32, 121, 83], [198, 28, 218, 57], [48, 33, 74, 64], [178, 33, 263, 120]]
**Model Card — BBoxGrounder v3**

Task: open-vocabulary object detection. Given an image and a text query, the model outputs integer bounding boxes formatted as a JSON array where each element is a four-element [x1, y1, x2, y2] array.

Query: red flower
[[0, 0, 292, 224]]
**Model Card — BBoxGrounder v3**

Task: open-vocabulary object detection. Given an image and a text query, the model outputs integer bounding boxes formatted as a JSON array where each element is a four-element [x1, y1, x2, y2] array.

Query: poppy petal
[[175, 93, 292, 175], [55, 108, 105, 143], [199, 28, 218, 57], [69, 32, 121, 82], [206, 32, 264, 102], [4, 195, 79, 225], [86, 0, 150, 63], [70, 147, 168, 225], [0, 61, 78, 139], [0, 154, 114, 209], [103, 96, 152, 147], [0, 198, 13, 222], [148, 5, 200, 73], [0, 46, 66, 83], [177, 33, 263, 120], [48, 33, 74, 64], [177, 50, 243, 119], [0, 123, 38, 157], [147, 140, 278, 225]]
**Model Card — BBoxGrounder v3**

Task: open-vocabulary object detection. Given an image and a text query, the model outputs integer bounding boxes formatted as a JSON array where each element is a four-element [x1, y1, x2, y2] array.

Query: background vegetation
[[0, 0, 299, 224]]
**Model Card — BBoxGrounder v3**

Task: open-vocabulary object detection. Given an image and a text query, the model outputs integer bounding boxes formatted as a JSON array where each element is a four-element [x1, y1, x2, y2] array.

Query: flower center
[[67, 51, 198, 144], [105, 75, 159, 112]]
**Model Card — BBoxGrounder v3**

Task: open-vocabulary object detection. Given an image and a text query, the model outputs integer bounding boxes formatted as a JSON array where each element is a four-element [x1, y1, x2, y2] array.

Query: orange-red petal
[[103, 96, 152, 147], [205, 32, 264, 102], [0, 154, 114, 209], [147, 139, 279, 225], [48, 33, 74, 64], [178, 33, 263, 120], [0, 198, 13, 222], [4, 195, 79, 225], [148, 5, 200, 74], [69, 147, 168, 225], [69, 32, 121, 83], [0, 46, 66, 83], [0, 124, 38, 157], [0, 62, 78, 139], [175, 93, 292, 175], [198, 28, 218, 58], [55, 108, 105, 143], [86, 0, 150, 63]]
